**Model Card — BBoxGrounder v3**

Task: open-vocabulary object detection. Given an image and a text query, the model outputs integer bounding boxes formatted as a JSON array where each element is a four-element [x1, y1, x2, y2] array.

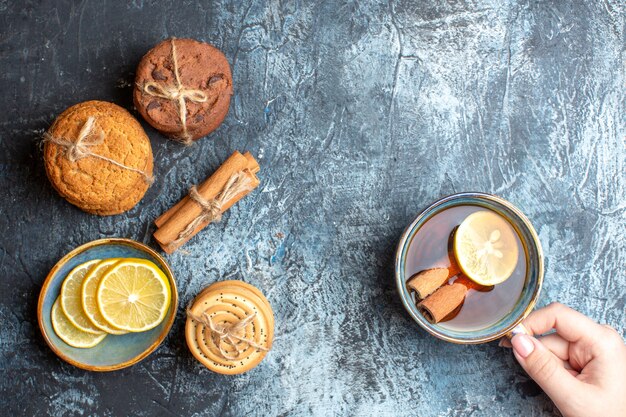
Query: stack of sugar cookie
[[43, 101, 154, 215], [185, 280, 274, 374]]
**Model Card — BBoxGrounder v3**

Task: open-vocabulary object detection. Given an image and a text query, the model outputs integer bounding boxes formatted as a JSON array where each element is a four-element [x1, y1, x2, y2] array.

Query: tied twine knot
[[187, 308, 268, 360], [42, 116, 154, 184], [168, 171, 253, 250], [142, 38, 208, 145], [44, 116, 104, 162]]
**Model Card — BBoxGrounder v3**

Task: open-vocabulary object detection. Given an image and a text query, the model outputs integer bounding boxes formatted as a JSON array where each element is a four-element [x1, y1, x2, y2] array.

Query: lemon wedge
[[97, 259, 171, 332], [60, 259, 106, 335], [81, 259, 128, 335], [51, 297, 107, 348], [453, 210, 519, 286]]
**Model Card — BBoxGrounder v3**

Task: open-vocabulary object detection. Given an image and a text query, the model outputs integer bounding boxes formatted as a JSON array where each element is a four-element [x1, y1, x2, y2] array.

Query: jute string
[[187, 308, 269, 360], [142, 38, 208, 145], [42, 117, 154, 184], [167, 171, 253, 250]]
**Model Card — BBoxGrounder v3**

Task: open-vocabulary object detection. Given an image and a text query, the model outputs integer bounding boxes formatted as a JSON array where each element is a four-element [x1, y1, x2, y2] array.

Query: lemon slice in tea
[[60, 259, 106, 335], [453, 210, 519, 286], [51, 297, 107, 348], [97, 259, 171, 332], [81, 259, 128, 335]]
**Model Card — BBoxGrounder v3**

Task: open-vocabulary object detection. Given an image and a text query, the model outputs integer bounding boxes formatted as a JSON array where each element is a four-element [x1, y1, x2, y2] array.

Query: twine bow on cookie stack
[[43, 117, 153, 184], [45, 116, 104, 162], [142, 38, 208, 145], [187, 309, 268, 360]]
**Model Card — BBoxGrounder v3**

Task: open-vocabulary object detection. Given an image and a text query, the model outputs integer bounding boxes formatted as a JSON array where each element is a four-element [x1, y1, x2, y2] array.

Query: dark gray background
[[1, 0, 624, 416]]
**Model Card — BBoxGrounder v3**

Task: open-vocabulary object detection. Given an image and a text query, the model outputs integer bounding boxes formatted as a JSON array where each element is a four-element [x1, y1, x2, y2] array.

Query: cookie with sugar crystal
[[43, 101, 154, 215], [133, 38, 233, 143], [186, 281, 274, 375]]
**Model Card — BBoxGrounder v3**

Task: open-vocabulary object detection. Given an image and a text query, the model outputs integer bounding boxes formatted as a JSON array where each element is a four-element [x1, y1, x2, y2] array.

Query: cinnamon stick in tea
[[418, 283, 468, 324], [407, 263, 460, 300], [153, 151, 260, 253]]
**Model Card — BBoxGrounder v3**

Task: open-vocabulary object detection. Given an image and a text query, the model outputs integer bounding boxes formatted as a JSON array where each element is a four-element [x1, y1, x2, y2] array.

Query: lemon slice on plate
[[81, 259, 128, 335], [60, 259, 106, 335], [97, 259, 171, 332], [51, 297, 107, 348], [454, 210, 519, 286]]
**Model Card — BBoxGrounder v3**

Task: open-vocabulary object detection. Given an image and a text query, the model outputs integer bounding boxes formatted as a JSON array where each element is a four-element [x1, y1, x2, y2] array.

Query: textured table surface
[[1, 1, 624, 416]]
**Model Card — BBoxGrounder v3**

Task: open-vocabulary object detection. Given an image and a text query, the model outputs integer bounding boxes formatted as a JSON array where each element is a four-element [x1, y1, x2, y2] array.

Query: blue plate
[[395, 193, 543, 344], [38, 238, 178, 371]]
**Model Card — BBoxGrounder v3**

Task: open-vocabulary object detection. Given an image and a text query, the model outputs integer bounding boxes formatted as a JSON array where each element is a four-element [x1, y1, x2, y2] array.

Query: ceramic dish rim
[[37, 237, 178, 371]]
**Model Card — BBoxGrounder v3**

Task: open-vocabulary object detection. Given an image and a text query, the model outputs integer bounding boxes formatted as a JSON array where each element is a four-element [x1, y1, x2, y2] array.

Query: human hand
[[501, 303, 626, 417]]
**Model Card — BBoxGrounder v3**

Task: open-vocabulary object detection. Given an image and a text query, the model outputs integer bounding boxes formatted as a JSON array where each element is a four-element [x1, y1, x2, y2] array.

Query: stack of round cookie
[[133, 38, 233, 143], [185, 280, 274, 375], [43, 101, 154, 215]]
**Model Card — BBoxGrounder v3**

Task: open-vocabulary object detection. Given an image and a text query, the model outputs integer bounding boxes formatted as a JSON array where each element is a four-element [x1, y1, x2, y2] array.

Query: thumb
[[511, 334, 581, 406]]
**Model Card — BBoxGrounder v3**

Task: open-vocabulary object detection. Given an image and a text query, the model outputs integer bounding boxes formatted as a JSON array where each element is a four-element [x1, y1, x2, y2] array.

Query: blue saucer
[[38, 238, 178, 371]]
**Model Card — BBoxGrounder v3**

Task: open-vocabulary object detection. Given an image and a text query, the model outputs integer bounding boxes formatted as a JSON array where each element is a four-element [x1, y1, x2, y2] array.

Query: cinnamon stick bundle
[[153, 151, 260, 253]]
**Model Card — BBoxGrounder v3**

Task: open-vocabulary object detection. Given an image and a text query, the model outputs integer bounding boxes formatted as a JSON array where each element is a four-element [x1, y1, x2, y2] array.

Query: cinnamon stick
[[407, 263, 460, 300], [153, 151, 260, 253], [155, 152, 259, 228], [418, 283, 468, 324]]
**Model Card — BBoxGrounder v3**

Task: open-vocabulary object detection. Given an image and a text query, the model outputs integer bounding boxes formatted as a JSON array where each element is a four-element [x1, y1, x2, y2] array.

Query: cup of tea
[[395, 192, 544, 344]]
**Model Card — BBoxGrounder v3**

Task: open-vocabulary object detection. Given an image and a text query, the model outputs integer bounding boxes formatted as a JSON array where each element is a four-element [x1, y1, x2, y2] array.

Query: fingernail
[[511, 334, 535, 358]]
